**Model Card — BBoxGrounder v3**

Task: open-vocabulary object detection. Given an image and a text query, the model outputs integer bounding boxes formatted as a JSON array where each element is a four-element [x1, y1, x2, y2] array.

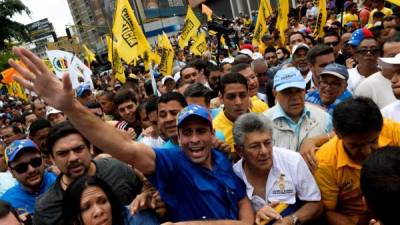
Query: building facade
[[25, 19, 56, 59]]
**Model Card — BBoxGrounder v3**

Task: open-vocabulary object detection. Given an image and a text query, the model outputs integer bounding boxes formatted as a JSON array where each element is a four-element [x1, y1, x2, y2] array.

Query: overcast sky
[[12, 0, 75, 36]]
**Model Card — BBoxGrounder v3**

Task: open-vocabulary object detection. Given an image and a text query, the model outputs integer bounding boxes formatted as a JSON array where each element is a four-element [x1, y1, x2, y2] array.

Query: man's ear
[[272, 89, 277, 97]]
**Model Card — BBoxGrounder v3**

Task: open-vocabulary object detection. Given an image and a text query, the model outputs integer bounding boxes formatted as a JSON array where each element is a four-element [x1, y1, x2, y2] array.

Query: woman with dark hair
[[62, 176, 158, 225]]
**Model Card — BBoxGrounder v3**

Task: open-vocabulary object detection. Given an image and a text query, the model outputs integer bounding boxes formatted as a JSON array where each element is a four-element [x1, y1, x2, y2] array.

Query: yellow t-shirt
[[314, 119, 400, 223], [213, 96, 268, 154], [368, 7, 393, 24], [251, 96, 269, 113], [213, 111, 236, 154], [243, 18, 252, 26], [343, 13, 359, 27]]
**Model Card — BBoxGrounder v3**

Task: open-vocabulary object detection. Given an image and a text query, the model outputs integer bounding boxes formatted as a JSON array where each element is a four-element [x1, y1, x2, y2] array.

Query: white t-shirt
[[381, 100, 400, 122], [355, 72, 397, 109], [233, 147, 321, 211], [0, 171, 17, 197], [347, 67, 366, 94]]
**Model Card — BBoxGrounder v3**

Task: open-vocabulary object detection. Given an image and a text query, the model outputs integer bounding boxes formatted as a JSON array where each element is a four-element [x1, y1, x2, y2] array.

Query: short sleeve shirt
[[381, 101, 400, 122], [233, 147, 321, 212], [147, 147, 246, 222], [314, 119, 400, 222], [368, 7, 393, 24], [1, 170, 56, 215]]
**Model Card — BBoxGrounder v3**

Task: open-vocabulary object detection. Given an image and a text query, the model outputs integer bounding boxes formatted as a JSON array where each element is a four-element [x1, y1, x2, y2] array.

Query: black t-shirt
[[335, 53, 348, 66], [33, 157, 142, 225]]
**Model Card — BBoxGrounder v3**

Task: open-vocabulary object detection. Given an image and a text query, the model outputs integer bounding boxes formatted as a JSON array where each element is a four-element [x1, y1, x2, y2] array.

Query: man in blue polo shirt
[[149, 104, 251, 221], [10, 47, 255, 223], [1, 139, 56, 216]]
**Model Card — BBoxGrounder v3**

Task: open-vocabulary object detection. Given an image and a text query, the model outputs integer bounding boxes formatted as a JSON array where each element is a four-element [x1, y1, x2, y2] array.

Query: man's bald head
[[251, 59, 268, 74]]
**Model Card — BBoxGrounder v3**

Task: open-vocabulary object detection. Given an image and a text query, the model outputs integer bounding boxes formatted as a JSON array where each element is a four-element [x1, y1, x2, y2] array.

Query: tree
[[0, 49, 15, 72], [0, 0, 30, 51]]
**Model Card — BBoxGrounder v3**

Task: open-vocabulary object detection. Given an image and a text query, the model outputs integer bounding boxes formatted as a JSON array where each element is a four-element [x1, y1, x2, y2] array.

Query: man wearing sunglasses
[[323, 32, 347, 66], [355, 37, 397, 109], [0, 139, 56, 216], [346, 28, 378, 94]]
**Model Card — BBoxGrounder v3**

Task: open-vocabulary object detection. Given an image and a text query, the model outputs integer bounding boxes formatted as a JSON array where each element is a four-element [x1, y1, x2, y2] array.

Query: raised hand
[[8, 47, 74, 111]]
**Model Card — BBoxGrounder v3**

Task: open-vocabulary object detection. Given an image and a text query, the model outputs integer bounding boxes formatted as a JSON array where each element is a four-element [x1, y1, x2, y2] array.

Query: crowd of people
[[1, 0, 400, 225]]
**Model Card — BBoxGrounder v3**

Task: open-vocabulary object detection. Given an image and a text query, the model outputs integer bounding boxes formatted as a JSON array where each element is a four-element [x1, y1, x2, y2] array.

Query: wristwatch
[[290, 214, 301, 225]]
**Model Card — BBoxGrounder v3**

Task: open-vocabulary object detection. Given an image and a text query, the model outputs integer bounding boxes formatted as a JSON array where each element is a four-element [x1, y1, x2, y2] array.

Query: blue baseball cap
[[5, 139, 39, 165], [273, 67, 306, 92], [177, 104, 212, 128], [320, 63, 349, 80], [348, 28, 374, 47], [76, 84, 92, 97]]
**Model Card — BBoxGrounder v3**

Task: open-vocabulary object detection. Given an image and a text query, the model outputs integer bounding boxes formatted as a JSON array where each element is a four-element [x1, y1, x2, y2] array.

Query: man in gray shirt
[[33, 121, 142, 225]]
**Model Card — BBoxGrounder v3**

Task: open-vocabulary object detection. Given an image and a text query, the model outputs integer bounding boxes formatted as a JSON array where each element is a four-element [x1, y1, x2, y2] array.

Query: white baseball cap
[[292, 43, 309, 56], [46, 106, 62, 119], [379, 53, 400, 65], [238, 49, 253, 58], [161, 76, 175, 85]]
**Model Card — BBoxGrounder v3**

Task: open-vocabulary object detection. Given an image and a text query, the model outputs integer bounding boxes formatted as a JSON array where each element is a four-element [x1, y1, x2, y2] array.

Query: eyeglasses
[[325, 41, 339, 47], [319, 80, 343, 89], [356, 48, 381, 55], [10, 157, 42, 174]]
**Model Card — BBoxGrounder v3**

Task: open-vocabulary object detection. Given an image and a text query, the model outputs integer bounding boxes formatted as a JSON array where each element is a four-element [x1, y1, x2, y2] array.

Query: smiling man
[[0, 139, 56, 216], [306, 63, 352, 115], [264, 67, 332, 152], [8, 47, 259, 224], [113, 89, 142, 138]]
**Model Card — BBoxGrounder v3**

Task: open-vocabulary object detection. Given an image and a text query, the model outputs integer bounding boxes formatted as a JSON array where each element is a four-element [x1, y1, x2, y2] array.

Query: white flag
[[46, 50, 73, 78], [69, 56, 94, 90], [46, 50, 93, 89]]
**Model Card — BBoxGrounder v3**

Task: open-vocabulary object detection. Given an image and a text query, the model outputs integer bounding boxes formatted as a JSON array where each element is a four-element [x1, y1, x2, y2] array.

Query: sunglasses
[[10, 157, 42, 174], [325, 41, 339, 47], [356, 48, 381, 55]]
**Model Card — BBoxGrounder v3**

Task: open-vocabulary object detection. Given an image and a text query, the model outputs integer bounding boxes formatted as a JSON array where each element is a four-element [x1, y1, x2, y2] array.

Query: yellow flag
[[221, 35, 226, 46], [191, 32, 207, 56], [158, 33, 174, 75], [252, 0, 272, 46], [276, 0, 289, 45], [106, 35, 125, 83], [178, 7, 201, 49], [82, 44, 96, 65], [106, 35, 114, 63], [114, 54, 126, 84], [7, 81, 27, 102], [112, 0, 150, 64], [201, 4, 213, 21], [385, 0, 400, 6], [253, 2, 267, 46], [313, 0, 327, 38], [264, 0, 273, 17], [149, 50, 161, 65]]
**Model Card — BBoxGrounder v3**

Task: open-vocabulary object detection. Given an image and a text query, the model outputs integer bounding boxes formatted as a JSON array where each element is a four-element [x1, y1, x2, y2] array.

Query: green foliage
[[0, 50, 15, 72], [0, 0, 31, 50]]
